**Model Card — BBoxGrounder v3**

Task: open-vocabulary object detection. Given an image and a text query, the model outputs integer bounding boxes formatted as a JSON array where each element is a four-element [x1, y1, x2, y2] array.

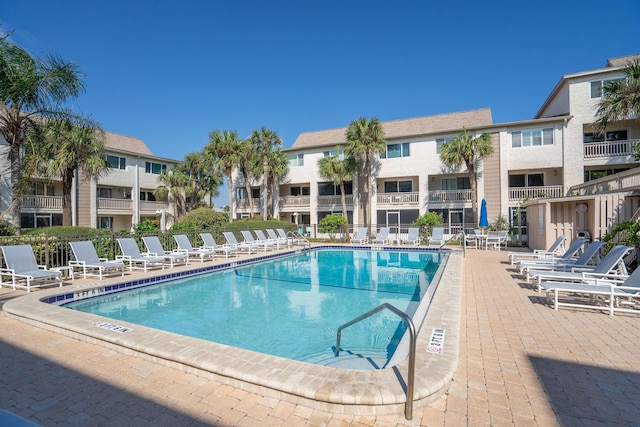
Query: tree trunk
[[8, 144, 22, 233], [339, 181, 349, 239], [467, 162, 478, 227], [355, 158, 365, 230], [226, 167, 234, 221], [362, 156, 371, 236], [242, 167, 253, 218], [62, 169, 74, 226], [262, 153, 268, 219]]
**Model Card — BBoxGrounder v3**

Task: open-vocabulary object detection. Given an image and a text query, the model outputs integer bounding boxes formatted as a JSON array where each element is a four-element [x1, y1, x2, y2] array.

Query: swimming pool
[[4, 245, 463, 416], [63, 249, 443, 369]]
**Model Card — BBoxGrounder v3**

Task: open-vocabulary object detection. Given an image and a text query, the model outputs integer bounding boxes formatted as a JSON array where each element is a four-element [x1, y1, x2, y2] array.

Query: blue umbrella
[[479, 199, 489, 228]]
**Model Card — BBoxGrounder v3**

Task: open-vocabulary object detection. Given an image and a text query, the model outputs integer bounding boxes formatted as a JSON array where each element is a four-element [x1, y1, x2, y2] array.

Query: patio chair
[[515, 237, 586, 268], [428, 227, 445, 247], [372, 227, 391, 245], [519, 240, 603, 280], [544, 265, 640, 316], [69, 241, 126, 280], [351, 228, 369, 245], [531, 245, 633, 293], [223, 231, 258, 254], [200, 233, 238, 258], [402, 227, 422, 246], [173, 234, 216, 262], [254, 229, 281, 249], [142, 236, 189, 267], [241, 230, 274, 251], [0, 244, 63, 292], [117, 238, 166, 272], [508, 235, 567, 265], [464, 229, 481, 249], [267, 229, 290, 247]]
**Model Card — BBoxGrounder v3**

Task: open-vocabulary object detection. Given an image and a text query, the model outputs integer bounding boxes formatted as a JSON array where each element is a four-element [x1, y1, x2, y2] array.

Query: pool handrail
[[439, 231, 466, 258], [287, 229, 310, 248], [334, 303, 416, 420]]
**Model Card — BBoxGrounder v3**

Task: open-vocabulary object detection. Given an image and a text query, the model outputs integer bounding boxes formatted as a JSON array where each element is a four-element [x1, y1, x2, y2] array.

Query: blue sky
[[3, 0, 640, 207]]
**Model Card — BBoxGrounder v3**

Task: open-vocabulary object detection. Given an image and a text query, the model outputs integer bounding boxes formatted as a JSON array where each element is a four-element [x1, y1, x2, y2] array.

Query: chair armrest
[[69, 260, 86, 267], [37, 264, 49, 270], [98, 257, 108, 262], [0, 267, 16, 275]]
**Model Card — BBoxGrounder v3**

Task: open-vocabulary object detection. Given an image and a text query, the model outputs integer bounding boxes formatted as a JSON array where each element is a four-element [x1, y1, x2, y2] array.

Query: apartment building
[[232, 54, 639, 242], [0, 131, 180, 231]]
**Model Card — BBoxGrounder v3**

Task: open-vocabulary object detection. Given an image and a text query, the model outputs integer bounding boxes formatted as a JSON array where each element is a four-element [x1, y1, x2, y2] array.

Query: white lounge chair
[[117, 238, 166, 272], [531, 245, 633, 293], [254, 229, 281, 249], [372, 227, 391, 245], [351, 228, 369, 245], [508, 235, 567, 265], [519, 240, 603, 280], [200, 233, 238, 258], [223, 231, 258, 254], [173, 234, 216, 262], [545, 265, 640, 316], [142, 236, 189, 267], [241, 230, 273, 251], [402, 227, 422, 246], [428, 227, 445, 247], [0, 245, 63, 292], [267, 229, 290, 247], [516, 238, 587, 270], [69, 241, 126, 280]]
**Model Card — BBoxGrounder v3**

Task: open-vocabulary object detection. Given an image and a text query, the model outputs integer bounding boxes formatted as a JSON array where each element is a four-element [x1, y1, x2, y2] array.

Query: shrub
[[171, 208, 228, 231], [0, 218, 15, 236], [134, 219, 160, 232], [413, 211, 444, 227], [318, 214, 347, 241]]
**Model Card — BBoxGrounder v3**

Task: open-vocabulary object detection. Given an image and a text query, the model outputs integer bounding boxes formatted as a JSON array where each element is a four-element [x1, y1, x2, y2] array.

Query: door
[[387, 211, 400, 236], [448, 210, 464, 235]]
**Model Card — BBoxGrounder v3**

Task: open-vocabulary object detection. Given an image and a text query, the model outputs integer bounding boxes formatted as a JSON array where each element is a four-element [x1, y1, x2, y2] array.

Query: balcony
[[278, 195, 310, 210], [509, 185, 563, 201], [97, 198, 132, 211], [140, 201, 169, 213], [317, 195, 353, 208], [376, 192, 419, 206], [428, 189, 472, 203], [21, 195, 63, 210], [584, 139, 638, 158], [235, 198, 261, 211]]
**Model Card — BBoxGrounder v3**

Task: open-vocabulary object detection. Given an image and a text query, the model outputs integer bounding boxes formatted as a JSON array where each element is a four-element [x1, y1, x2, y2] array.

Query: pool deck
[[1, 246, 639, 426]]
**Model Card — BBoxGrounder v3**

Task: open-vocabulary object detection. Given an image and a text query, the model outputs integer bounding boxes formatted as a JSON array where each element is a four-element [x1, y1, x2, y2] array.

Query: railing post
[[45, 234, 50, 267]]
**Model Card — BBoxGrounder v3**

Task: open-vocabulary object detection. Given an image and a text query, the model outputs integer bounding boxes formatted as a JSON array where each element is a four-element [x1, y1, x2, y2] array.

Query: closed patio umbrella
[[479, 199, 489, 228]]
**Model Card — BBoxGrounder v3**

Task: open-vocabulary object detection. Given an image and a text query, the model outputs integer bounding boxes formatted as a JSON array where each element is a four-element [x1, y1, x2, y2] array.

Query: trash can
[[577, 230, 591, 242]]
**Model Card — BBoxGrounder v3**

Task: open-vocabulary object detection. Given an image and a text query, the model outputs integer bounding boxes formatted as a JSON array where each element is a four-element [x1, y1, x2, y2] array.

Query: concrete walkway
[[1, 248, 639, 426]]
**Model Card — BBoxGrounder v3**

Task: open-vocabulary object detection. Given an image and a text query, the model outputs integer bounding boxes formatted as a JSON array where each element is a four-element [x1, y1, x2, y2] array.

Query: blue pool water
[[64, 248, 444, 367]]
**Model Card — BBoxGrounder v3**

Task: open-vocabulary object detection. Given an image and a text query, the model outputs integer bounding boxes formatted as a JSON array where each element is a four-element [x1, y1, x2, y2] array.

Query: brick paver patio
[[1, 248, 638, 426]]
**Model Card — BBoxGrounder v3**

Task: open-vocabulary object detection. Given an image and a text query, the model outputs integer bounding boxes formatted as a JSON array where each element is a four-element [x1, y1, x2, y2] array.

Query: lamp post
[[155, 209, 167, 231]]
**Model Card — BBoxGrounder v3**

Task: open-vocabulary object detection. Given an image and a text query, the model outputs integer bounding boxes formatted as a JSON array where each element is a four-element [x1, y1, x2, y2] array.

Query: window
[[583, 130, 628, 143], [441, 177, 470, 190], [381, 143, 410, 158], [318, 182, 352, 196], [98, 216, 113, 230], [590, 77, 625, 98], [145, 162, 167, 174], [106, 155, 126, 169], [251, 188, 261, 199], [508, 174, 544, 187], [383, 181, 413, 193], [584, 168, 630, 182], [436, 137, 455, 153], [322, 149, 345, 159], [511, 128, 553, 148], [290, 186, 310, 196], [139, 191, 156, 201], [98, 188, 112, 198], [25, 181, 55, 196], [288, 153, 304, 167]]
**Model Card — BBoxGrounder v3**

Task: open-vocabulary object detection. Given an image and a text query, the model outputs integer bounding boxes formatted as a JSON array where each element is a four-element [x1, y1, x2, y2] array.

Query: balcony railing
[[21, 195, 63, 210], [140, 201, 169, 212], [571, 167, 640, 196], [377, 192, 419, 206], [428, 189, 472, 203], [97, 198, 132, 211], [509, 185, 563, 201], [235, 198, 261, 210], [584, 139, 638, 158], [278, 195, 310, 208], [317, 195, 353, 207]]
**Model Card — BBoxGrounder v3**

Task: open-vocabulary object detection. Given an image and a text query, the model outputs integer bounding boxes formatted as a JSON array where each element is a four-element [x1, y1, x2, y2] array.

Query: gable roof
[[291, 108, 493, 150], [606, 54, 640, 68], [103, 131, 153, 156]]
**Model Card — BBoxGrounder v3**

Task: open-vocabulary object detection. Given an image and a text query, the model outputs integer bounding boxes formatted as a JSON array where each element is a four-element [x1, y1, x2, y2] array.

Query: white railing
[[97, 198, 132, 210], [140, 201, 169, 212], [317, 195, 353, 207], [21, 195, 63, 209], [236, 198, 261, 210], [583, 139, 638, 158], [278, 195, 310, 208], [571, 167, 640, 195], [508, 185, 563, 201], [428, 189, 472, 203], [376, 192, 419, 206]]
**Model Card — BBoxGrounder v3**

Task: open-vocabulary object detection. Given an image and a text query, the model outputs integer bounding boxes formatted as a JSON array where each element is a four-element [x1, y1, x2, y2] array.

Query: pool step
[[299, 348, 390, 370]]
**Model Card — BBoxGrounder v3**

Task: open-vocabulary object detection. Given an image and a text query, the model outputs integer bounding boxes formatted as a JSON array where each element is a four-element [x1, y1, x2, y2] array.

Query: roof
[[290, 108, 493, 150], [103, 131, 153, 156], [606, 54, 640, 67]]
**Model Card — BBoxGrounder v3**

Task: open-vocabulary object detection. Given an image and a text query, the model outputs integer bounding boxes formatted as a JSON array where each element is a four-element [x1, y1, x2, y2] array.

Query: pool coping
[[3, 246, 463, 417]]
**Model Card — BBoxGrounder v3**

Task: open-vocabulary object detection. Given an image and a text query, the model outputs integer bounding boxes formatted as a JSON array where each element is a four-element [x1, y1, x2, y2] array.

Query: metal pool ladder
[[334, 303, 417, 420]]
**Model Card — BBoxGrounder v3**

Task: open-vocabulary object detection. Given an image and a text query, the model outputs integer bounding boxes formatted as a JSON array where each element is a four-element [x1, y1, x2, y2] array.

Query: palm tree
[[30, 118, 108, 226], [181, 151, 223, 211], [0, 36, 86, 230], [236, 139, 256, 217], [594, 59, 640, 155], [155, 168, 191, 219], [206, 130, 241, 221], [250, 127, 282, 218], [439, 127, 493, 227], [344, 117, 386, 235], [251, 148, 288, 218], [317, 146, 356, 220]]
